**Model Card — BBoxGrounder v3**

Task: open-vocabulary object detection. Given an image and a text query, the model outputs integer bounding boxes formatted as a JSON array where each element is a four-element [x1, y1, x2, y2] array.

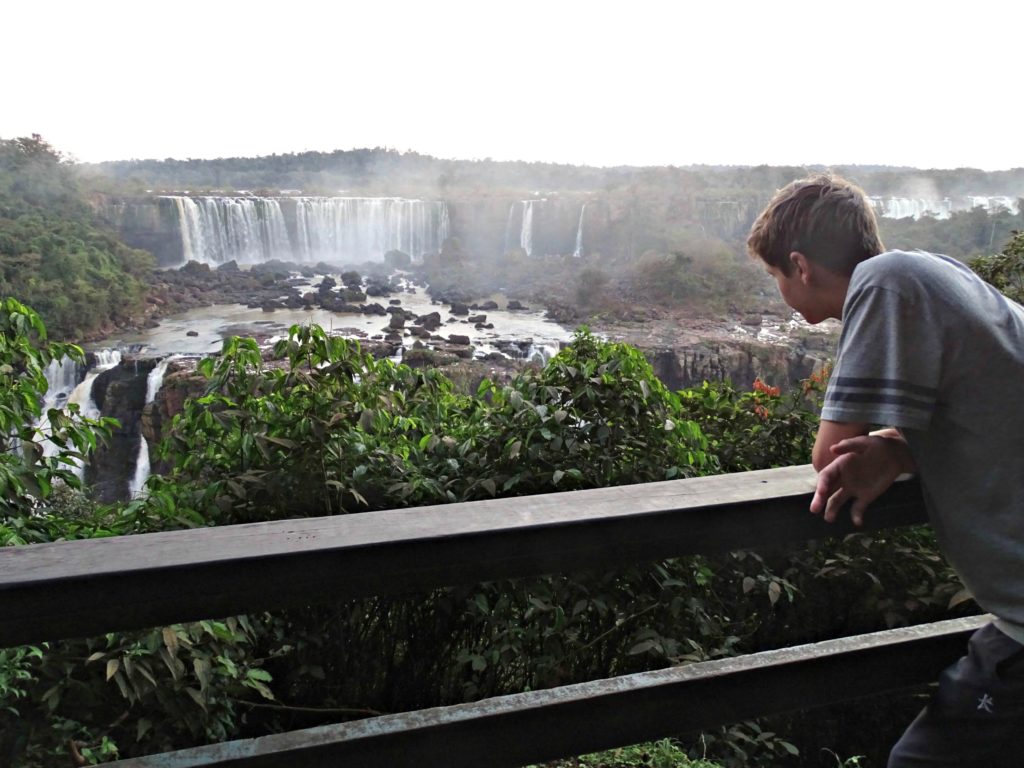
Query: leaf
[[162, 626, 180, 655], [193, 658, 212, 691], [247, 678, 275, 700], [86, 651, 105, 664], [105, 658, 120, 681], [742, 577, 756, 594], [628, 639, 659, 655], [185, 686, 207, 712], [768, 580, 782, 605], [948, 587, 976, 609], [552, 470, 564, 485], [780, 741, 800, 756]]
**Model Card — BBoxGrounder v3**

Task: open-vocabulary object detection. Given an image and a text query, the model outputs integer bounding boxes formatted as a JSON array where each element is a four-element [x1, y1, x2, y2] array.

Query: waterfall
[[869, 195, 1020, 220], [520, 201, 536, 256], [128, 354, 179, 497], [573, 204, 586, 258], [525, 343, 561, 364], [968, 195, 1019, 215], [166, 196, 450, 266], [145, 354, 177, 404], [65, 350, 122, 479], [30, 357, 84, 459], [503, 203, 517, 254], [172, 196, 204, 262], [43, 357, 82, 406], [127, 436, 150, 499]]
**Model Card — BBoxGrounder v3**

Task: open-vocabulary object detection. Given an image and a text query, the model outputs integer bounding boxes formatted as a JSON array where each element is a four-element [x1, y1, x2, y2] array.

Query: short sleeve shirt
[[822, 250, 1024, 635]]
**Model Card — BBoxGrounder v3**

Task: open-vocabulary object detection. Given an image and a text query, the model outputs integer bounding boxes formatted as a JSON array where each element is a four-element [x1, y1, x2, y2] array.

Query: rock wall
[[646, 339, 828, 392], [97, 196, 184, 266], [96, 193, 771, 269], [85, 357, 159, 502]]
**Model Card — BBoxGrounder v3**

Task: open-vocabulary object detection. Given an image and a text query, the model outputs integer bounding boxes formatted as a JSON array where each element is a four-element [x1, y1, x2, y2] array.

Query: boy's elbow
[[811, 420, 869, 472], [811, 444, 834, 473]]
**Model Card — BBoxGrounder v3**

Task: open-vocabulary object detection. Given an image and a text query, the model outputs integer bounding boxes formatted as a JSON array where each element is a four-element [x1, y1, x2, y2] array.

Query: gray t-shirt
[[821, 250, 1024, 640]]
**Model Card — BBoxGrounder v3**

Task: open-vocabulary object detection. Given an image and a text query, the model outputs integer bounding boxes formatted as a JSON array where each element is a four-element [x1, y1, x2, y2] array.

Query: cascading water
[[127, 437, 150, 499], [166, 196, 449, 266], [503, 203, 517, 254], [28, 357, 84, 459], [520, 200, 537, 256], [869, 195, 1021, 220], [66, 350, 122, 479], [43, 357, 83, 406], [127, 354, 179, 498], [573, 204, 586, 258], [967, 196, 1019, 215]]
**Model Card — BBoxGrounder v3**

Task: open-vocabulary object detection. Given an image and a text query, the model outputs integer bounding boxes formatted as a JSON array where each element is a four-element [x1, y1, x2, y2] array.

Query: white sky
[[3, 0, 1021, 170]]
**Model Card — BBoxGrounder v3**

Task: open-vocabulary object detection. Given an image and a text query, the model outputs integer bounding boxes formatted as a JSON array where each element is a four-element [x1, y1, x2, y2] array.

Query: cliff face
[[645, 339, 828, 392], [85, 357, 159, 502], [96, 196, 183, 266], [94, 193, 768, 268]]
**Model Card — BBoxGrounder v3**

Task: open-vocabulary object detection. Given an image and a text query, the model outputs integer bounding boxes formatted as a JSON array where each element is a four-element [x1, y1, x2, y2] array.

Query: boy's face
[[765, 259, 834, 325]]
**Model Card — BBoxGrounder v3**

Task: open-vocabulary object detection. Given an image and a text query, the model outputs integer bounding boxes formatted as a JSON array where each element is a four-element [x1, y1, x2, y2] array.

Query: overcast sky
[[3, 0, 1020, 170]]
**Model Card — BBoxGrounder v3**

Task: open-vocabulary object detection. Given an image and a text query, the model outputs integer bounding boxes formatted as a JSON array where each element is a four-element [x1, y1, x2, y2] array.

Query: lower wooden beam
[[109, 615, 986, 768]]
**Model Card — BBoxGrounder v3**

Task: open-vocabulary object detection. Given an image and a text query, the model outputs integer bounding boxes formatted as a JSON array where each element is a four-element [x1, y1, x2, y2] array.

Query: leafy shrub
[[0, 314, 969, 766], [970, 229, 1024, 303]]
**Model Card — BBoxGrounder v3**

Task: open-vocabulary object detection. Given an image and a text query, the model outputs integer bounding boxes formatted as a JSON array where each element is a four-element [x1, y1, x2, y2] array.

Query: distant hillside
[[83, 149, 1024, 200]]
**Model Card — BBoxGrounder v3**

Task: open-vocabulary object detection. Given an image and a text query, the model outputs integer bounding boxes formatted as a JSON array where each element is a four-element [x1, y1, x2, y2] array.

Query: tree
[[970, 230, 1024, 304]]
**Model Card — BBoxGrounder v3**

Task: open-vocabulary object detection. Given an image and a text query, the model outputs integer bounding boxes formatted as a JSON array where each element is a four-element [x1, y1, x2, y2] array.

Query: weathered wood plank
[[0, 466, 926, 646], [107, 616, 984, 768]]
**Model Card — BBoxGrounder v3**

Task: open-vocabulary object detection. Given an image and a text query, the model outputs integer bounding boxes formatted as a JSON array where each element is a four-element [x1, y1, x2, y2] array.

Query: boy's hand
[[810, 435, 914, 526]]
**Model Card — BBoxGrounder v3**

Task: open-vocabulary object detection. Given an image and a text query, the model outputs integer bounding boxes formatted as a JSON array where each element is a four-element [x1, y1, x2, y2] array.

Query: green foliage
[[534, 738, 724, 767], [0, 616, 276, 766], [0, 135, 154, 339], [677, 372, 825, 472], [0, 303, 276, 766], [146, 326, 710, 525], [0, 298, 115, 518], [0, 316, 968, 765], [881, 204, 1024, 262], [970, 229, 1024, 304]]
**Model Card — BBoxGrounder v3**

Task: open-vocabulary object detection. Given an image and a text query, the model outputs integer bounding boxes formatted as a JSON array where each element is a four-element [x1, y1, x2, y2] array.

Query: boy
[[747, 175, 1024, 767]]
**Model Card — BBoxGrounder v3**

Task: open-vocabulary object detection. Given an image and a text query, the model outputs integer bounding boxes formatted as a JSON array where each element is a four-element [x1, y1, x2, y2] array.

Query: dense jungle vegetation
[[1, 300, 984, 767], [0, 136, 153, 340]]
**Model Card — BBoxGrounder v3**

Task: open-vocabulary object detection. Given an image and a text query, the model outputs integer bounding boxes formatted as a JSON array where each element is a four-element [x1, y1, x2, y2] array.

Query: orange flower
[[752, 378, 780, 397]]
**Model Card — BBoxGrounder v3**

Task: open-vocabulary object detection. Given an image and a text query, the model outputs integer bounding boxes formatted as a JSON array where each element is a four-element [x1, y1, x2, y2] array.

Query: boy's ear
[[789, 251, 813, 284]]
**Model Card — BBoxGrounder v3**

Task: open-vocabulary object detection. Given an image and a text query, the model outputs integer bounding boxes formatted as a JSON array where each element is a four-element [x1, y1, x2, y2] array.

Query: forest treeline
[[87, 146, 1024, 200]]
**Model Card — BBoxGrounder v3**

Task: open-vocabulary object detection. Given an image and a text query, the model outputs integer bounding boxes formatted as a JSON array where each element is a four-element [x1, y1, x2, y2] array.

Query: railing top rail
[[0, 465, 925, 647]]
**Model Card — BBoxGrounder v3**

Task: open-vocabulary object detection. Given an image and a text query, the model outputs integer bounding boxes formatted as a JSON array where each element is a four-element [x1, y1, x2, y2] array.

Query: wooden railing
[[0, 465, 982, 767]]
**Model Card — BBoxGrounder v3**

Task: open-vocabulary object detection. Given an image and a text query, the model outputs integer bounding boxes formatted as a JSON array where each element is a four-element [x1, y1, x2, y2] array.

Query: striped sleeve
[[821, 283, 940, 431]]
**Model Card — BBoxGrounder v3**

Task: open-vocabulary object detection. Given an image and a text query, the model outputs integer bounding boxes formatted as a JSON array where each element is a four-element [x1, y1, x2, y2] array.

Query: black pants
[[889, 623, 1024, 767]]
